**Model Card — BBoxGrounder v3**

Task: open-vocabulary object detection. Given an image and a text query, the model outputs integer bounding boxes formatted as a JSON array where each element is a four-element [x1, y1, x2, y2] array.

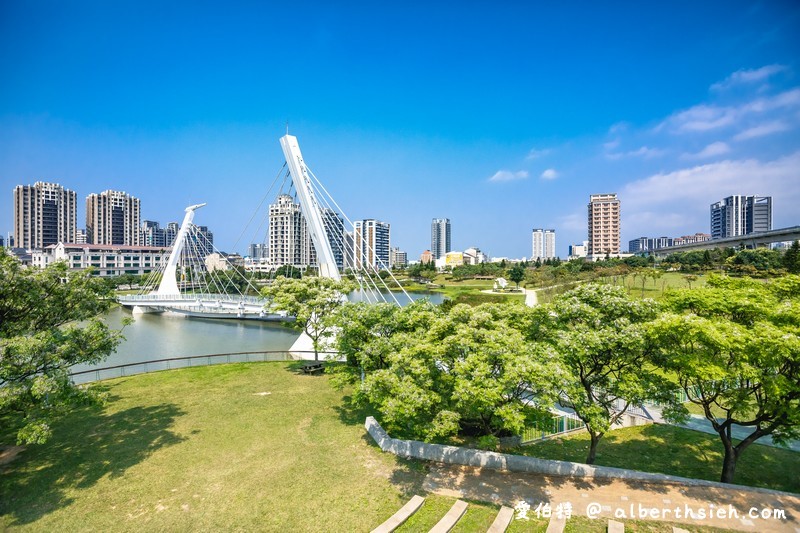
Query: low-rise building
[[33, 243, 169, 277]]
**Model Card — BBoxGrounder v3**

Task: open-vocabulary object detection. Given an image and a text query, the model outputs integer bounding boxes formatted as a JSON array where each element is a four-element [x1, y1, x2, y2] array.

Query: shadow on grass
[[517, 424, 800, 494], [0, 402, 186, 526]]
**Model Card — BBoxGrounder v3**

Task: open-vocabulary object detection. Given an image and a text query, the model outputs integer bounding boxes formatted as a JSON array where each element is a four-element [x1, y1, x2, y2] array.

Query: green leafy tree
[[534, 284, 670, 464], [784, 240, 800, 274], [0, 250, 123, 444], [334, 302, 558, 440], [508, 264, 525, 288], [261, 276, 354, 361], [649, 275, 800, 484]]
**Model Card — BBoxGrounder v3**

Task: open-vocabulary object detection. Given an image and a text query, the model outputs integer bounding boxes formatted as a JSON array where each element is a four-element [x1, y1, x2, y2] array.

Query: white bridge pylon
[[280, 134, 341, 281], [119, 133, 408, 327]]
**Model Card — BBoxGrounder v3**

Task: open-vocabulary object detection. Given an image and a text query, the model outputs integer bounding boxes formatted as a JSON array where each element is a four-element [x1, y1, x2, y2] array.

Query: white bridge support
[[280, 134, 341, 282], [158, 203, 206, 296]]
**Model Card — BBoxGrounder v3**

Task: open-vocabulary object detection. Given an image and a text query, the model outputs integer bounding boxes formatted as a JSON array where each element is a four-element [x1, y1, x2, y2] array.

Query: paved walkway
[[422, 463, 800, 532], [646, 406, 800, 452]]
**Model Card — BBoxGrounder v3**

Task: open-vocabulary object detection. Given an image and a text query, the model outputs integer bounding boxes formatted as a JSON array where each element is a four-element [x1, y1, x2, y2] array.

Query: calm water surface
[[73, 291, 445, 372]]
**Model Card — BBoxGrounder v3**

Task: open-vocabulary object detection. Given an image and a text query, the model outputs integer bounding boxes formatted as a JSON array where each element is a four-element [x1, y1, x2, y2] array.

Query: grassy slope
[[512, 424, 799, 493], [0, 363, 500, 531]]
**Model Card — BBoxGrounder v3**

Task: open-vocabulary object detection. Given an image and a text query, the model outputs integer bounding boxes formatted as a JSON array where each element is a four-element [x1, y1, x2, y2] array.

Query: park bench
[[301, 361, 324, 374], [371, 494, 425, 533]]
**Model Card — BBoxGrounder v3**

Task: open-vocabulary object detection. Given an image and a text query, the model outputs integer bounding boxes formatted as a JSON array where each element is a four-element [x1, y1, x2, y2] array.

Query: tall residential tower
[[431, 218, 451, 260], [13, 181, 78, 249], [587, 193, 620, 260], [531, 229, 556, 261], [86, 190, 141, 245]]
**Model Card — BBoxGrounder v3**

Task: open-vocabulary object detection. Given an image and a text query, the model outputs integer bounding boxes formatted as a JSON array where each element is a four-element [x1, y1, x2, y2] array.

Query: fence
[[520, 412, 584, 443], [69, 350, 336, 385]]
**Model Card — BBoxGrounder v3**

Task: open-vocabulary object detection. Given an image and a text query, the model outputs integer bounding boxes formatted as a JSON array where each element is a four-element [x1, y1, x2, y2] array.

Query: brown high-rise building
[[13, 181, 78, 249], [587, 193, 620, 259], [86, 190, 141, 246]]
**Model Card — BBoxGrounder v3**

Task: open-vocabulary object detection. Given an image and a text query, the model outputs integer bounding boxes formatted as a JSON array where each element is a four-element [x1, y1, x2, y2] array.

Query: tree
[[508, 264, 525, 289], [784, 240, 800, 274], [261, 276, 354, 361], [649, 275, 800, 484], [0, 250, 123, 444], [534, 284, 670, 464], [333, 302, 558, 441]]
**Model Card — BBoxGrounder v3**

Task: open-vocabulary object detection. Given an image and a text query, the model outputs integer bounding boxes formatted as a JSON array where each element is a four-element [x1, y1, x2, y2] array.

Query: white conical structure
[[156, 203, 206, 295]]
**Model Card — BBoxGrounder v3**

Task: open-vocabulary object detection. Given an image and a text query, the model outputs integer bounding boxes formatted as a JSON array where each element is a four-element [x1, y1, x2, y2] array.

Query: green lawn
[[512, 424, 800, 493], [0, 362, 503, 531], [1, 362, 780, 531]]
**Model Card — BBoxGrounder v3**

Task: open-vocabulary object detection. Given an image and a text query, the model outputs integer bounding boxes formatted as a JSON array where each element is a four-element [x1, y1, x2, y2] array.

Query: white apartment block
[[13, 181, 78, 250], [268, 194, 316, 269], [587, 193, 620, 259], [531, 228, 556, 260]]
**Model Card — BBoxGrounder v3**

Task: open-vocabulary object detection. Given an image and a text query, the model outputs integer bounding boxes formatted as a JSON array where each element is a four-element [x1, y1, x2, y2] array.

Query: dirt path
[[422, 463, 800, 532]]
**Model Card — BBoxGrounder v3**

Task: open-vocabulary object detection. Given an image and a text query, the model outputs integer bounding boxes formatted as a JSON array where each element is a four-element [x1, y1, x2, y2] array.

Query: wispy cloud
[[606, 146, 666, 160], [657, 88, 800, 134], [733, 120, 791, 141], [681, 141, 731, 160], [526, 148, 551, 160], [540, 168, 559, 180], [710, 64, 788, 91], [488, 169, 529, 182]]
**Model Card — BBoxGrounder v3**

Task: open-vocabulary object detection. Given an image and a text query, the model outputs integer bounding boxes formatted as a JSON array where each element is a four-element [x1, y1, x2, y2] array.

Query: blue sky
[[2, 1, 799, 258]]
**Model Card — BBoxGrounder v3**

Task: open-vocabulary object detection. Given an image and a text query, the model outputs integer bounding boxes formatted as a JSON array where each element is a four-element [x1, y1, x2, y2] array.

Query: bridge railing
[[118, 293, 268, 305], [69, 350, 338, 385]]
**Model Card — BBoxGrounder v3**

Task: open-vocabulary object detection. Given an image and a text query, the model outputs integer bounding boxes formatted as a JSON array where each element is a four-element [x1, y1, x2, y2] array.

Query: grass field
[[1, 362, 783, 531], [513, 424, 800, 494], [1, 362, 504, 531]]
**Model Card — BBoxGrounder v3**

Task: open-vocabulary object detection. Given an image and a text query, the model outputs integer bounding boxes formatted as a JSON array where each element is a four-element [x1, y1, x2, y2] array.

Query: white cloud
[[681, 141, 731, 160], [526, 148, 551, 160], [711, 64, 788, 91], [540, 168, 559, 180], [603, 139, 620, 151], [605, 145, 666, 160], [488, 169, 529, 182], [733, 120, 791, 141], [621, 152, 800, 234], [657, 88, 800, 134]]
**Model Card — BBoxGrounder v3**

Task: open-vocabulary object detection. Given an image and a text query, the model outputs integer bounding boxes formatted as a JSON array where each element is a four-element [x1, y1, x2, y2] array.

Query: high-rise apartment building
[[531, 229, 556, 261], [268, 194, 314, 269], [86, 190, 141, 246], [321, 208, 345, 270], [267, 195, 345, 270], [587, 193, 620, 259], [431, 218, 451, 260], [140, 220, 167, 247], [13, 181, 78, 249], [710, 195, 772, 239], [354, 219, 390, 270], [248, 243, 268, 260]]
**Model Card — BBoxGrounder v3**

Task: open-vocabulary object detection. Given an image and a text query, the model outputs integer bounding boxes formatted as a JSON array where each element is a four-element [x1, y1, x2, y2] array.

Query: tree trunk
[[720, 443, 738, 483], [586, 432, 602, 464]]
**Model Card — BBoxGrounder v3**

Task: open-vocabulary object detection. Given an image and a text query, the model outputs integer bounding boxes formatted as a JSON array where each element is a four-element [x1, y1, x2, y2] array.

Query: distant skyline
[[2, 2, 799, 258]]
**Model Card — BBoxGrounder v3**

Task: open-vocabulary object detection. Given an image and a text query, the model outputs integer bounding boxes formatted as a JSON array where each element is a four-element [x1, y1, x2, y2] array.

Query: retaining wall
[[364, 416, 796, 496]]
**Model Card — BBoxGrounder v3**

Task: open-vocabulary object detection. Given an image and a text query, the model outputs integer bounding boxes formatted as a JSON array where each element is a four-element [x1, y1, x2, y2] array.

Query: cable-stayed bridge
[[118, 134, 409, 322]]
